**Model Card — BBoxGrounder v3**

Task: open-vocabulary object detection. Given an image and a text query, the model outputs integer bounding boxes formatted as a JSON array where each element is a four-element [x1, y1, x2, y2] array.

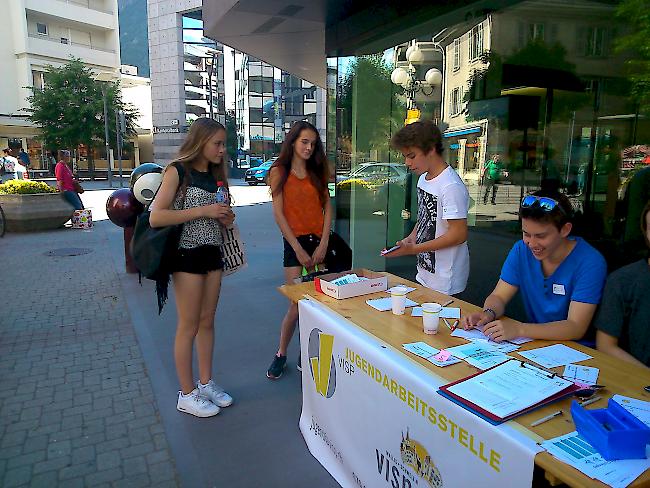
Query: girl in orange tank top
[[266, 121, 332, 379]]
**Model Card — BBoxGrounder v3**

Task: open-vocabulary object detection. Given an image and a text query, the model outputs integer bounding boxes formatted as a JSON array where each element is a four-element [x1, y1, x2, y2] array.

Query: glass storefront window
[[329, 0, 650, 295]]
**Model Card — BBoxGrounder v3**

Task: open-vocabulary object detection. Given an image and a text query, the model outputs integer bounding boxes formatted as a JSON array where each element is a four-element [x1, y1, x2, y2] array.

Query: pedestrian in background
[[18, 147, 31, 169], [482, 153, 503, 205], [149, 118, 235, 418], [266, 121, 332, 379], [55, 150, 84, 210], [1, 148, 26, 182]]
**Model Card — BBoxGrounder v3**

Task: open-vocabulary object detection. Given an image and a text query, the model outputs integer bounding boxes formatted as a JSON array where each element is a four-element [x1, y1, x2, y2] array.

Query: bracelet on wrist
[[483, 308, 497, 321]]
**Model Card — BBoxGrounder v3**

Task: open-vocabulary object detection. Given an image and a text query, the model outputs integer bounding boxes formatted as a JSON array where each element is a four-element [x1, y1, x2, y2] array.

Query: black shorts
[[283, 234, 321, 268], [170, 245, 223, 274]]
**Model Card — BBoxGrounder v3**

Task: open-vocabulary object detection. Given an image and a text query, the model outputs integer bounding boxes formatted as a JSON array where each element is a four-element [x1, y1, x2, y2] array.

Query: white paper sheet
[[366, 297, 418, 312], [445, 342, 511, 370], [518, 344, 592, 369], [386, 285, 416, 294], [613, 395, 650, 427], [542, 431, 650, 488], [447, 359, 573, 418], [411, 306, 460, 319], [563, 364, 599, 385], [451, 326, 531, 346], [402, 342, 462, 367]]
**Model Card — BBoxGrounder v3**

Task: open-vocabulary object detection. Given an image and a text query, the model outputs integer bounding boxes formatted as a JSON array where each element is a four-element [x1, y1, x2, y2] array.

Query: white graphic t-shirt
[[415, 166, 470, 295]]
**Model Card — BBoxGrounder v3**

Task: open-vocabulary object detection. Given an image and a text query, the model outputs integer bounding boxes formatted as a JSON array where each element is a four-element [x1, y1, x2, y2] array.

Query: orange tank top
[[283, 172, 325, 237]]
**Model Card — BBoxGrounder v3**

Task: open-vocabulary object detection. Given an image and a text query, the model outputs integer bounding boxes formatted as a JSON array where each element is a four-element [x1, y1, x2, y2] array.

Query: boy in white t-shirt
[[386, 120, 470, 295]]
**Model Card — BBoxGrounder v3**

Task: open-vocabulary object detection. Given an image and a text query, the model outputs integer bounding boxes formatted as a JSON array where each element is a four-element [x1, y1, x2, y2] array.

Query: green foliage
[[26, 58, 139, 153], [225, 109, 237, 162], [338, 55, 406, 156], [0, 180, 57, 195], [615, 0, 650, 113]]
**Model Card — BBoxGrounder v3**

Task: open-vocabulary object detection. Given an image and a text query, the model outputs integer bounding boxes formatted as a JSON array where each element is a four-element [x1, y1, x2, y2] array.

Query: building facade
[[0, 0, 121, 169], [147, 1, 225, 165], [233, 52, 325, 162]]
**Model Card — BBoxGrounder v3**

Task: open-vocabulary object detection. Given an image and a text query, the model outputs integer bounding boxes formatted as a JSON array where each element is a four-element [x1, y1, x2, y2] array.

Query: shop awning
[[444, 127, 482, 138]]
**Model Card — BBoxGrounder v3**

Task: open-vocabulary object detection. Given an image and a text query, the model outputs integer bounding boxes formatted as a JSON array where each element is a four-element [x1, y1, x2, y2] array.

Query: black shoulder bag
[[130, 165, 185, 312]]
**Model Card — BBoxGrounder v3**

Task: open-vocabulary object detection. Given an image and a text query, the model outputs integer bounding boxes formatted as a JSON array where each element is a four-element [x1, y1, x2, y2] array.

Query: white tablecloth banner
[[299, 299, 542, 488]]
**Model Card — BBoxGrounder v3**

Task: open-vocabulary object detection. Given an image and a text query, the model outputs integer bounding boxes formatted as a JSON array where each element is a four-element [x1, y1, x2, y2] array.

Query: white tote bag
[[220, 223, 247, 275]]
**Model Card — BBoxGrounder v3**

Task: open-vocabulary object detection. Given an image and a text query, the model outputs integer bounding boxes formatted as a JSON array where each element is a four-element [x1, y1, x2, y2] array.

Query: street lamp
[[94, 71, 117, 187], [205, 51, 217, 120], [391, 43, 443, 110]]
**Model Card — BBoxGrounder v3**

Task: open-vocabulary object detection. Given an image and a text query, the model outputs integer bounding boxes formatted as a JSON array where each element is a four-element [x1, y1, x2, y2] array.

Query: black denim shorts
[[283, 234, 321, 268], [171, 245, 223, 274]]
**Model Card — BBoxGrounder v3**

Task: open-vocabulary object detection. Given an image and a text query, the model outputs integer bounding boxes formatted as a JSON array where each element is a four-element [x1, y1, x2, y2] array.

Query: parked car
[[245, 161, 272, 185], [336, 162, 409, 187]]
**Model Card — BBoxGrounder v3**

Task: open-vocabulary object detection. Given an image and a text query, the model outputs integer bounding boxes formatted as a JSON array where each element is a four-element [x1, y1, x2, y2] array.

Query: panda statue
[[129, 163, 164, 206]]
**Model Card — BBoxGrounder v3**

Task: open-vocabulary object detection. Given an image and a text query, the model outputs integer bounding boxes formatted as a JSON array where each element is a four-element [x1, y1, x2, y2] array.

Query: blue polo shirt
[[500, 237, 607, 324]]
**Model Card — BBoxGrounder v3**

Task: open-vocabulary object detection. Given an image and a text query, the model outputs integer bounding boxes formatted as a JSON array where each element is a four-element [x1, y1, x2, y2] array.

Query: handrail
[[28, 33, 116, 54], [53, 0, 113, 15]]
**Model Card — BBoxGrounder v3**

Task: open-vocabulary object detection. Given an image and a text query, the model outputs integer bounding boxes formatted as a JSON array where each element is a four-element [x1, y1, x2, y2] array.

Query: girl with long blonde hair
[[150, 117, 235, 417]]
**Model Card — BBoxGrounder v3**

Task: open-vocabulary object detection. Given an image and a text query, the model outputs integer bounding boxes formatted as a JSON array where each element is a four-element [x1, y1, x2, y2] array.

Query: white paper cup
[[422, 302, 443, 334], [390, 286, 408, 315]]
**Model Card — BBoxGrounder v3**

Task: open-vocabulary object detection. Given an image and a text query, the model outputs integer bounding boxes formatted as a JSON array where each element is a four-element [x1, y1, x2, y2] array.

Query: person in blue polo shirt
[[461, 190, 607, 342]]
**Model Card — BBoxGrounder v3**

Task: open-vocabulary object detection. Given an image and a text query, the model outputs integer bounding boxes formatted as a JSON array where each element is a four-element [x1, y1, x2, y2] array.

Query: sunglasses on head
[[520, 195, 566, 215]]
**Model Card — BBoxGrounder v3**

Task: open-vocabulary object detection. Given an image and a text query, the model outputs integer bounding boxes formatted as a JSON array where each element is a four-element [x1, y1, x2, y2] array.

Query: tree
[[615, 0, 650, 114], [26, 58, 138, 175], [224, 109, 238, 162]]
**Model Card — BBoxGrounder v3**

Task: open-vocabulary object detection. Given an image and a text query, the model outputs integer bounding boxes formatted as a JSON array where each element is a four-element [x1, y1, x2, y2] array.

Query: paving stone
[[96, 450, 121, 471], [84, 467, 123, 485], [0, 224, 176, 487], [2, 465, 32, 487]]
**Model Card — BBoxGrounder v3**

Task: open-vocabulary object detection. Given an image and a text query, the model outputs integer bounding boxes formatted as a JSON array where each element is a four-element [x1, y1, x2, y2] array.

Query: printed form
[[447, 360, 573, 418]]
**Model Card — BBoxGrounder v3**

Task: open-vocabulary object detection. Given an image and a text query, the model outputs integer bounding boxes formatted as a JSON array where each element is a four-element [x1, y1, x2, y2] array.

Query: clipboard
[[437, 359, 582, 425]]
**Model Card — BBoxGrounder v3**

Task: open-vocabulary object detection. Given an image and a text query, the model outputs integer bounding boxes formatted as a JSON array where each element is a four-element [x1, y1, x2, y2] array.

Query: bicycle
[[0, 203, 5, 237]]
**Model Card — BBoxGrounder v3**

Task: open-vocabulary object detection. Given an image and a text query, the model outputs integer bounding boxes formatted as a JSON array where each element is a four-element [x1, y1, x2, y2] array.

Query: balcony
[[25, 33, 118, 69], [25, 0, 115, 30]]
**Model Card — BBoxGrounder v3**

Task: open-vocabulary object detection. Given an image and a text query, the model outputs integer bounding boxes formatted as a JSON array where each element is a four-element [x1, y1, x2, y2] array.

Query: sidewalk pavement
[[0, 186, 338, 488]]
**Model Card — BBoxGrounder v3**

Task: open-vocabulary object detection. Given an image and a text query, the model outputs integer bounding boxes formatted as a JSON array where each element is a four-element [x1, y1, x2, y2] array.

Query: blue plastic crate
[[571, 398, 650, 460]]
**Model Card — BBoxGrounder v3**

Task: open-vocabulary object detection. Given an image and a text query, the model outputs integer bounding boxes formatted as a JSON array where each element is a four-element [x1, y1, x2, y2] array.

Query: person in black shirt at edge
[[595, 201, 650, 369]]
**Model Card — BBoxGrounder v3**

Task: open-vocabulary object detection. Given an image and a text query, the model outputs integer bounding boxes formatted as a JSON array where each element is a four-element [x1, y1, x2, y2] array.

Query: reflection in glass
[[329, 0, 650, 276]]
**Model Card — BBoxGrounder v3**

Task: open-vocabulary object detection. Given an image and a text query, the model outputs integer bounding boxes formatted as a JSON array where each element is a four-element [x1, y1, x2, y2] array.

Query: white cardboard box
[[315, 269, 388, 299]]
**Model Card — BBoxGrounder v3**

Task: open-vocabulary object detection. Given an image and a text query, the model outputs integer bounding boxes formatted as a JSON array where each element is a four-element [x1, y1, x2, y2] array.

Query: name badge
[[552, 284, 566, 296]]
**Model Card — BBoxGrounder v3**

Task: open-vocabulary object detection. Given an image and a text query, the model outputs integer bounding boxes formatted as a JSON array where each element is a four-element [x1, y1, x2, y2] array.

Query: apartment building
[[233, 52, 324, 161], [0, 0, 120, 167], [147, 2, 225, 165]]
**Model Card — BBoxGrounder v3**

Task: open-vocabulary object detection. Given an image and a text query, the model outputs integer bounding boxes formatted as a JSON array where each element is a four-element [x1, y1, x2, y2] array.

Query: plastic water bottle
[[215, 181, 229, 204]]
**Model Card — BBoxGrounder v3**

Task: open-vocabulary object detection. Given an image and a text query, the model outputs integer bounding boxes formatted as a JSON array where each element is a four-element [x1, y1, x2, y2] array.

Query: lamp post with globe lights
[[391, 43, 443, 114]]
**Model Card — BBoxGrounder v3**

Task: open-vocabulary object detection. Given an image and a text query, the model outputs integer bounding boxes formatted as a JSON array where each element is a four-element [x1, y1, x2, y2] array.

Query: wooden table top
[[280, 271, 650, 487]]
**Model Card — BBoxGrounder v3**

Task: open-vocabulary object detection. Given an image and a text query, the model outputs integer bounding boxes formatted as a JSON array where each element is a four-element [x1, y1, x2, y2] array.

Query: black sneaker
[[297, 352, 302, 372], [266, 354, 287, 379]]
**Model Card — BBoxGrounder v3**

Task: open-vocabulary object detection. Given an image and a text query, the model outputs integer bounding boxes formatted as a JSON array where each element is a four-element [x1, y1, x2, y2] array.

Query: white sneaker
[[177, 389, 220, 417], [197, 380, 233, 408]]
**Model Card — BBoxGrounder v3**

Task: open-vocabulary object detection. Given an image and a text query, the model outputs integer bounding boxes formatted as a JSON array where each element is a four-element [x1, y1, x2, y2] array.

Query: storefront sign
[[299, 299, 540, 488], [153, 126, 180, 134]]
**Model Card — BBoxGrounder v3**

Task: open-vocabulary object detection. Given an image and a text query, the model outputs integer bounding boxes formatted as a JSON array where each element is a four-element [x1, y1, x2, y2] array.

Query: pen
[[580, 395, 602, 408], [442, 299, 454, 307], [530, 410, 563, 427], [442, 318, 453, 330], [452, 319, 459, 331]]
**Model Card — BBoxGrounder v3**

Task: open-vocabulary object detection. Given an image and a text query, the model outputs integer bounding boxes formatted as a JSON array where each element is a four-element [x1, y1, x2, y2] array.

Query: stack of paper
[[450, 325, 532, 346], [438, 359, 580, 424], [542, 431, 650, 488], [518, 344, 592, 369], [402, 342, 462, 367], [445, 342, 511, 370]]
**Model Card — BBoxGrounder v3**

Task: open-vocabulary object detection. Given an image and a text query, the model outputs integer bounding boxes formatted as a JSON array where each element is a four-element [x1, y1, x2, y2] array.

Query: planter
[[0, 193, 74, 232]]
